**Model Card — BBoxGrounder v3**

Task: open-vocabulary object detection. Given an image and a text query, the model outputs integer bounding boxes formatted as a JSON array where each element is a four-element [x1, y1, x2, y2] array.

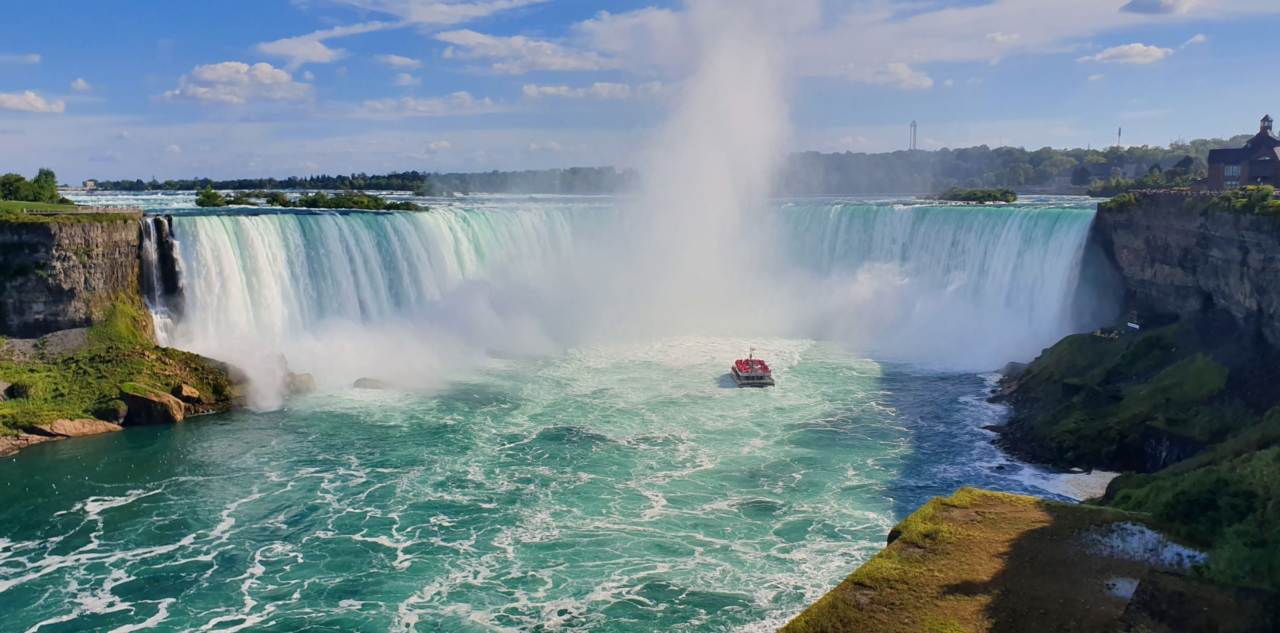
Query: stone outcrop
[[286, 373, 316, 395], [171, 384, 202, 404], [0, 214, 144, 338], [1089, 195, 1280, 344], [120, 382, 186, 425], [40, 418, 124, 438], [778, 488, 1255, 633], [354, 378, 390, 390], [0, 418, 123, 457]]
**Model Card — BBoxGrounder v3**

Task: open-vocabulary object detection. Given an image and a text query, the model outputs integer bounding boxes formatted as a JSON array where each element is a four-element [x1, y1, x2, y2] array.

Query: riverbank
[[778, 488, 1275, 632], [0, 207, 241, 453], [990, 190, 1280, 590]]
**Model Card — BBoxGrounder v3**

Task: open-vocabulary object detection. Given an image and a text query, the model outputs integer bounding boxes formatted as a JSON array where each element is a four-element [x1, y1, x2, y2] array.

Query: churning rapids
[[3, 192, 1109, 632]]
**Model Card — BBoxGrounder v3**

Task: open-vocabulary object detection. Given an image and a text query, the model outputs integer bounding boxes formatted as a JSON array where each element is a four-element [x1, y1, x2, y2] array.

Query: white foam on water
[[108, 598, 176, 633]]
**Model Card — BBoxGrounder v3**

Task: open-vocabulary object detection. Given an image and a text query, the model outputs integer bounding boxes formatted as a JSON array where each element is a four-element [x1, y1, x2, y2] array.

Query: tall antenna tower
[[910, 120, 918, 151]]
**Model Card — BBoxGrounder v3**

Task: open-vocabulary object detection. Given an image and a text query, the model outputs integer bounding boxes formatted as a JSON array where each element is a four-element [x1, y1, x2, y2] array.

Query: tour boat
[[732, 349, 775, 388]]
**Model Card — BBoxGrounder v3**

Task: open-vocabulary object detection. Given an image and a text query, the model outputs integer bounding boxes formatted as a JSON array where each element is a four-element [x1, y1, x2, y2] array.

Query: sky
[[2, 0, 1279, 183]]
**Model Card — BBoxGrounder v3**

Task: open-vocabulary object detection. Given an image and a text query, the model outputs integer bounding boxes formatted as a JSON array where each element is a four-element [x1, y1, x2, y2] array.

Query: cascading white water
[[143, 198, 1101, 409], [152, 206, 580, 408], [776, 202, 1098, 369]]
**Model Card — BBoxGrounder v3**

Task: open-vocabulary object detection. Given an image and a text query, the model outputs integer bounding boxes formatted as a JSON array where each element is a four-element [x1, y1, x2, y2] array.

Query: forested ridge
[[91, 136, 1252, 196]]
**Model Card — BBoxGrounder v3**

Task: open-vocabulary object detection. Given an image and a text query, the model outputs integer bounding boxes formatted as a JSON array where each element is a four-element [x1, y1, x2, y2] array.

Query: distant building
[[1206, 116, 1280, 190], [83, 180, 97, 190]]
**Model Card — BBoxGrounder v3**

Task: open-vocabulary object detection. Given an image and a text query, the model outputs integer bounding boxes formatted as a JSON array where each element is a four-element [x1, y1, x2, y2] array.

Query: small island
[[934, 188, 1018, 204], [195, 187, 424, 211]]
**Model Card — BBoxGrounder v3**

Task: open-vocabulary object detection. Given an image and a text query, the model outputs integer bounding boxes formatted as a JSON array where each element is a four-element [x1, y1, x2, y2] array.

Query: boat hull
[[731, 368, 775, 388]]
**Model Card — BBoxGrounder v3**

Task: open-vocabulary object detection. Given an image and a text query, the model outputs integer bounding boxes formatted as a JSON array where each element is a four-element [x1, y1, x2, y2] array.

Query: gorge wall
[[0, 213, 144, 338], [1089, 194, 1280, 344]]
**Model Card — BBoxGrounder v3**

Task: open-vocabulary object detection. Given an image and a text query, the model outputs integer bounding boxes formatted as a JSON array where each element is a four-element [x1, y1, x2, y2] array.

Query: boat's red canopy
[[734, 359, 771, 374]]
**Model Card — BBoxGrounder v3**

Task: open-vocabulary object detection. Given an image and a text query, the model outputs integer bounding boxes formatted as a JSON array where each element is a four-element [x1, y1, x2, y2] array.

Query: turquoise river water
[[2, 194, 1103, 632]]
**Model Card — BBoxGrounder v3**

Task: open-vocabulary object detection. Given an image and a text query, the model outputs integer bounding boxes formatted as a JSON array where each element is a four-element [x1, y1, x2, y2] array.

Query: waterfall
[[140, 200, 1102, 406], [774, 202, 1100, 368]]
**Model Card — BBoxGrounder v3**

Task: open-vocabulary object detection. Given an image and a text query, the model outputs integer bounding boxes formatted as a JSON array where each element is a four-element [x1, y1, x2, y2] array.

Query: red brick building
[[1207, 116, 1280, 190]]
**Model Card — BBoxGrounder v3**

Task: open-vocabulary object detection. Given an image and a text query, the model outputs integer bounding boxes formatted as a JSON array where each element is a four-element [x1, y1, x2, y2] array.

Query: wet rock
[[171, 384, 203, 404], [0, 433, 54, 457], [0, 380, 8, 401], [120, 382, 185, 425], [285, 373, 316, 396], [353, 378, 390, 390], [38, 419, 123, 438], [93, 399, 128, 424]]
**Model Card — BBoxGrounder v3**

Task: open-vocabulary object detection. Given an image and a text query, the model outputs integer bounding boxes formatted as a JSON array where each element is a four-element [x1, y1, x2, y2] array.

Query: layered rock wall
[[0, 217, 143, 338], [1089, 195, 1280, 344]]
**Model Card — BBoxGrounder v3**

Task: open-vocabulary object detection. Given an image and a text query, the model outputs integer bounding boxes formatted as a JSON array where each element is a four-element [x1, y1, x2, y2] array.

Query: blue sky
[[2, 0, 1279, 183]]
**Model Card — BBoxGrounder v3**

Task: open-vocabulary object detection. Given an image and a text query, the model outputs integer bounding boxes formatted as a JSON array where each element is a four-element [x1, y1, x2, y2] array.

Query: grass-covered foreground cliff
[[994, 319, 1280, 589], [0, 301, 237, 433], [780, 488, 1272, 633]]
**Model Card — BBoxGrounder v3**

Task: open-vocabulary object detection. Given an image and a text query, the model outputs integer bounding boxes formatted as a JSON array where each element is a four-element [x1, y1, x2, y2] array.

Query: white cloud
[[575, 8, 690, 70], [256, 21, 395, 70], [0, 91, 66, 114], [1078, 43, 1174, 64], [1089, 74, 1105, 81], [377, 54, 422, 69], [328, 0, 551, 26], [71, 78, 92, 91], [637, 81, 664, 97], [522, 82, 633, 99], [1120, 0, 1196, 15], [166, 145, 183, 153], [357, 91, 496, 118], [528, 141, 562, 152], [1182, 34, 1207, 48], [437, 29, 614, 74], [569, 1, 1280, 91], [429, 140, 451, 150], [843, 63, 933, 90], [394, 73, 423, 86], [0, 54, 40, 65], [160, 62, 315, 104], [943, 79, 955, 87], [303, 71, 316, 81]]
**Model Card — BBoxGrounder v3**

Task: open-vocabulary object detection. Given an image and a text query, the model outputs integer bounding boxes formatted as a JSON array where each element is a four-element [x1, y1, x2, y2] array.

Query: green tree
[[1071, 166, 1092, 187], [0, 173, 25, 201], [195, 186, 227, 208], [31, 168, 59, 203]]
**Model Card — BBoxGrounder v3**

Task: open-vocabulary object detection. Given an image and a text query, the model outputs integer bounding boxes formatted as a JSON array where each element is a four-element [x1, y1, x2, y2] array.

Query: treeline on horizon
[[91, 135, 1255, 196], [776, 135, 1251, 195], [91, 167, 639, 196]]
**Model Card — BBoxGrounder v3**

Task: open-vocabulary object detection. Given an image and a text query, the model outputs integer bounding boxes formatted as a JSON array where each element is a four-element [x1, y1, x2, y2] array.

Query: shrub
[[936, 188, 1016, 204], [195, 186, 227, 208]]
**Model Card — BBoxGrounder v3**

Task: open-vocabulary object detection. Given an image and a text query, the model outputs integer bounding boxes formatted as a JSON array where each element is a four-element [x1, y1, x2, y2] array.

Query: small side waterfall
[[140, 215, 184, 346]]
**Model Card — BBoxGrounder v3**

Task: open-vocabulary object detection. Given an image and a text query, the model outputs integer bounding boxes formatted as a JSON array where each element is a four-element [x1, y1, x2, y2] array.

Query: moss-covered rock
[[777, 488, 1241, 633], [993, 323, 1246, 472], [0, 301, 238, 434], [120, 382, 185, 425]]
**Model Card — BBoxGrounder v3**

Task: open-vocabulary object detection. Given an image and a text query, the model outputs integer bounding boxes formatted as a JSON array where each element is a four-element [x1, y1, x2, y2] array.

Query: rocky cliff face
[[1089, 195, 1280, 344], [0, 217, 143, 338]]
